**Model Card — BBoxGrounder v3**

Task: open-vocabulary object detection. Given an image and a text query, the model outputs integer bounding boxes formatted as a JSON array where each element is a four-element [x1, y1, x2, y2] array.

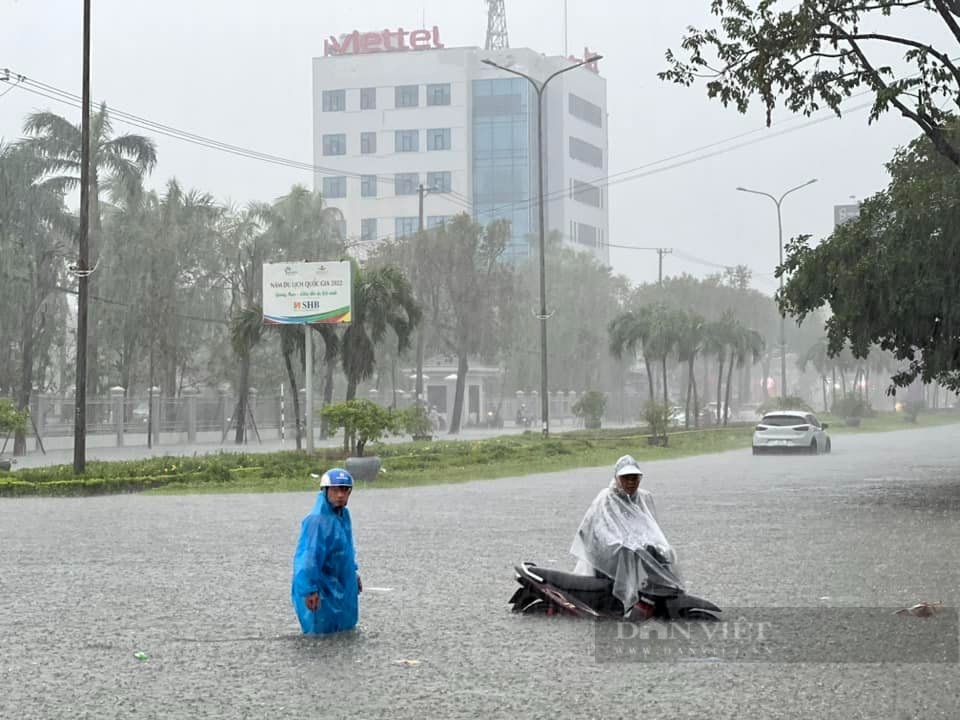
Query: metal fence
[[1, 386, 648, 454]]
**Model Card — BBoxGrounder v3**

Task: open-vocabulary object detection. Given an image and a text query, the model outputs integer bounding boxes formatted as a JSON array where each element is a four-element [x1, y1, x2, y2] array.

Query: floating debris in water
[[394, 658, 420, 666], [894, 601, 944, 618], [133, 651, 149, 661]]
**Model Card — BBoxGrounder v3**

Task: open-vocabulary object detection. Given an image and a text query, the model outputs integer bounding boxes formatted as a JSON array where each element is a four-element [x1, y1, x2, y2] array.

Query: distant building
[[312, 28, 610, 265]]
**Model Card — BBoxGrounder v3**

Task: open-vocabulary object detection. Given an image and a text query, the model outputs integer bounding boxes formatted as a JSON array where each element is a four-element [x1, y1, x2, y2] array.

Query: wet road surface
[[2, 424, 960, 719]]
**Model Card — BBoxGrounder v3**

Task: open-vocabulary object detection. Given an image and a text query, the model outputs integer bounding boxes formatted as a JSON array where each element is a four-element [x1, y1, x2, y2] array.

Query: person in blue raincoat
[[291, 468, 362, 635]]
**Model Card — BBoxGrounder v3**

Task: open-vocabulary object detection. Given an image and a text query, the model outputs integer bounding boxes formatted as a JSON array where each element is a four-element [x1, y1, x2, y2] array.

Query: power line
[[2, 72, 476, 211], [0, 271, 228, 325], [2, 67, 875, 221]]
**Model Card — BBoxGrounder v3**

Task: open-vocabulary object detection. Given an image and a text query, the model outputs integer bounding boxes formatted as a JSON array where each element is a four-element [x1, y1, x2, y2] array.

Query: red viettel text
[[324, 26, 444, 56]]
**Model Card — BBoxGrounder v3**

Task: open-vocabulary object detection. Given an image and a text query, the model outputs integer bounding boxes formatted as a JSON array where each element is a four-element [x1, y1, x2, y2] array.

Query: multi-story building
[[312, 27, 609, 265]]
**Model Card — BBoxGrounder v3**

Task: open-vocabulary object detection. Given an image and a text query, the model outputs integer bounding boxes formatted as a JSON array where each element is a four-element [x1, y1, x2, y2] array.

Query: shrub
[[0, 400, 29, 436], [643, 401, 671, 440], [903, 400, 925, 423], [831, 393, 871, 418], [320, 399, 402, 456], [572, 390, 607, 429], [399, 403, 433, 438]]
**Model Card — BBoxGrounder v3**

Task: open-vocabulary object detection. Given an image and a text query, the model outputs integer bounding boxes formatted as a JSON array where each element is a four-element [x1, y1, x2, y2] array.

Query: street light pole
[[482, 54, 602, 437], [736, 179, 818, 401]]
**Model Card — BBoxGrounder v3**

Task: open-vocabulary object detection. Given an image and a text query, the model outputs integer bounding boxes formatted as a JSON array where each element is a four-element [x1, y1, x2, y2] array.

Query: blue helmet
[[316, 468, 353, 488]]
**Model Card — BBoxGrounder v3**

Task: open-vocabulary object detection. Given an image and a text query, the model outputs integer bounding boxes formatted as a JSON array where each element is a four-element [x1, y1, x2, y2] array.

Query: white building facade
[[312, 29, 610, 265]]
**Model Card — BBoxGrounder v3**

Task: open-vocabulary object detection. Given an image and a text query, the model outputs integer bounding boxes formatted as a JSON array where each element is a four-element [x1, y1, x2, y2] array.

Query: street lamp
[[736, 178, 818, 401], [482, 53, 603, 437]]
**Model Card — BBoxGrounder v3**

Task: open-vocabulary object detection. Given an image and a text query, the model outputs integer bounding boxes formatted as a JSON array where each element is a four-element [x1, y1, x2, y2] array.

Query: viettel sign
[[324, 26, 445, 56]]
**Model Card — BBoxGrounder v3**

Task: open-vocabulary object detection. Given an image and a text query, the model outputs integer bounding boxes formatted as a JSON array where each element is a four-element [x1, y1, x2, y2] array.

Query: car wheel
[[752, 447, 760, 456], [809, 440, 818, 455], [824, 438, 831, 454]]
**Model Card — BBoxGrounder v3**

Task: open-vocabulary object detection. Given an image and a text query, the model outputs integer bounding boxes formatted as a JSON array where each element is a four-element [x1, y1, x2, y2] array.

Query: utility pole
[[73, 0, 92, 475], [482, 53, 603, 437], [656, 248, 673, 286], [414, 184, 428, 407]]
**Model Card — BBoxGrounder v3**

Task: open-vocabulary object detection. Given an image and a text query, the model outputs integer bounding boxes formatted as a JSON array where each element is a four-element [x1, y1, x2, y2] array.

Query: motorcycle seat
[[527, 565, 613, 592]]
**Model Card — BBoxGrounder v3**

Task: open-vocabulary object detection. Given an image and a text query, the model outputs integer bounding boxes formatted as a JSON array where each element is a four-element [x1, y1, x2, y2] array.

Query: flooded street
[[3, 424, 960, 719]]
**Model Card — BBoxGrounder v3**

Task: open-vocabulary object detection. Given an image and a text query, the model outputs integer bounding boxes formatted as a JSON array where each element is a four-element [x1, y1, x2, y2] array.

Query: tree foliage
[[661, 0, 960, 165], [0, 399, 30, 436], [319, 399, 402, 457], [778, 122, 960, 391]]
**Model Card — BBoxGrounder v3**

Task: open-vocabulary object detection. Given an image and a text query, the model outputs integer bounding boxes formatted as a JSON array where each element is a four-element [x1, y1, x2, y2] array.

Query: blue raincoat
[[291, 489, 359, 635]]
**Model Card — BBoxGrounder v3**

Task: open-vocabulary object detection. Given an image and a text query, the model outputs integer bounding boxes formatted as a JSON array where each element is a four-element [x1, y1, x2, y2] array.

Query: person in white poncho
[[570, 455, 685, 616]]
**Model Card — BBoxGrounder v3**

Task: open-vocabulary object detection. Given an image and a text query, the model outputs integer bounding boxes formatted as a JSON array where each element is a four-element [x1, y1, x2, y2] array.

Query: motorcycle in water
[[508, 545, 721, 622]]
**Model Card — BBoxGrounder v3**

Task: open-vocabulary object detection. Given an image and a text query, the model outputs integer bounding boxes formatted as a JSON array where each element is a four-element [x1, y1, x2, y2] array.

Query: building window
[[571, 179, 602, 207], [322, 133, 346, 156], [395, 84, 419, 108], [322, 176, 347, 198], [569, 136, 603, 168], [427, 215, 451, 228], [426, 128, 451, 151], [427, 83, 451, 106], [394, 172, 419, 195], [361, 175, 377, 198], [360, 132, 377, 154], [568, 93, 602, 127], [395, 216, 419, 237], [427, 171, 451, 193], [395, 130, 420, 152], [360, 87, 377, 110], [575, 222, 599, 247], [322, 89, 345, 112], [361, 218, 377, 242]]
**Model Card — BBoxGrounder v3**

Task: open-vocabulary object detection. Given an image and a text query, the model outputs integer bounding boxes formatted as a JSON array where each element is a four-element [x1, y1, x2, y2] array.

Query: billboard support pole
[[305, 325, 314, 453]]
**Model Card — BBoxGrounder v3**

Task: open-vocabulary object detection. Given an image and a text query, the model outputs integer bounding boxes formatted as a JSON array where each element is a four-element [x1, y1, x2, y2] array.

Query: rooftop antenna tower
[[485, 0, 509, 50]]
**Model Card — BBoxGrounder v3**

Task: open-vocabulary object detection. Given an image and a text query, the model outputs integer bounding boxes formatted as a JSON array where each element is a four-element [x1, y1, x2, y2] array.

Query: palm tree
[[724, 323, 764, 425], [24, 104, 157, 396], [798, 337, 831, 412], [274, 325, 305, 450], [702, 311, 738, 425], [313, 324, 341, 436], [341, 264, 421, 402], [223, 209, 268, 444], [265, 184, 346, 258], [0, 142, 71, 455], [646, 304, 678, 406], [609, 307, 655, 403], [229, 305, 264, 444], [674, 311, 706, 428]]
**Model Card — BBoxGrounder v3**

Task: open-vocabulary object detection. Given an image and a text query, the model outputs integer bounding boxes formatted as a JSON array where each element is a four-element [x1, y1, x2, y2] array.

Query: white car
[[752, 410, 831, 455]]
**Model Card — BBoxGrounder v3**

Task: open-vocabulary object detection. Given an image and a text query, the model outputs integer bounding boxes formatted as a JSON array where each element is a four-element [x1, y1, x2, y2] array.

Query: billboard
[[834, 203, 861, 227], [262, 261, 352, 324]]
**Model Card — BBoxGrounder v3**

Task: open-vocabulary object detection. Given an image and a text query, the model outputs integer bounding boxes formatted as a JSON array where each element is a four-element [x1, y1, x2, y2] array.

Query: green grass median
[[2, 409, 958, 497]]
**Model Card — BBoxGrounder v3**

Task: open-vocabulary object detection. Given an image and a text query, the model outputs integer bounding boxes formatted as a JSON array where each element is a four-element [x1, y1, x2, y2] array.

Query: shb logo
[[293, 302, 302, 310]]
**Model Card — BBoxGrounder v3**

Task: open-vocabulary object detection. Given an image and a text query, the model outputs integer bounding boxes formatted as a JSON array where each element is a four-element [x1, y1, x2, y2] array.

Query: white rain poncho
[[570, 478, 685, 610]]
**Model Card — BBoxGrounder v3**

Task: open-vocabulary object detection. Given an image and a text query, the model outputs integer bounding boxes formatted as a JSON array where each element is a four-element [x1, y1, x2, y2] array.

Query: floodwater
[[3, 425, 960, 719]]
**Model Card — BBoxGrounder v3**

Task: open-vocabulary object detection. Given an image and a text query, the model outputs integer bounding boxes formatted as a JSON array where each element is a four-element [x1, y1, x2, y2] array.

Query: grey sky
[[0, 0, 928, 296]]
